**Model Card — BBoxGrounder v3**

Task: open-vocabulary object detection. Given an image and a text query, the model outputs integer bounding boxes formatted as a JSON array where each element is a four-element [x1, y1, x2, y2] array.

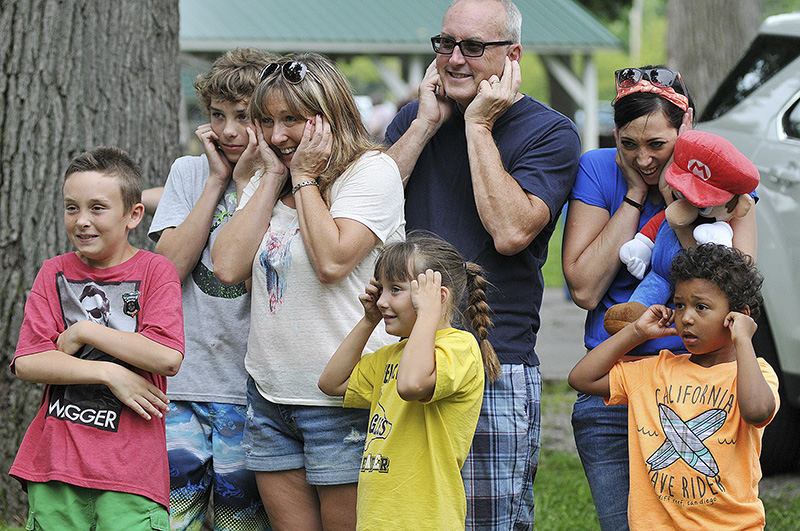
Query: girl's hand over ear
[[411, 269, 443, 321], [359, 277, 383, 325]]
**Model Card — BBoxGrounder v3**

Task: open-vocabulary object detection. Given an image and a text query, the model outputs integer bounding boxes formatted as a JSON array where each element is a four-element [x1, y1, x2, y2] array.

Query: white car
[[698, 11, 800, 475]]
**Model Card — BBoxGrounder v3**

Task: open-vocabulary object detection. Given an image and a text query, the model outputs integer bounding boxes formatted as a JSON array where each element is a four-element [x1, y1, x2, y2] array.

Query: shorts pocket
[[148, 507, 169, 530], [25, 510, 39, 530]]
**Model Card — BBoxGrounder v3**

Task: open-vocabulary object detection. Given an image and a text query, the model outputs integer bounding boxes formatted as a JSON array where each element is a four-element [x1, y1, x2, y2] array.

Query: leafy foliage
[[576, 0, 633, 22]]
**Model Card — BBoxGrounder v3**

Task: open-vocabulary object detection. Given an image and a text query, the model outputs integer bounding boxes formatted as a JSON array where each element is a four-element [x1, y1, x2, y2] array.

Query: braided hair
[[374, 234, 501, 381]]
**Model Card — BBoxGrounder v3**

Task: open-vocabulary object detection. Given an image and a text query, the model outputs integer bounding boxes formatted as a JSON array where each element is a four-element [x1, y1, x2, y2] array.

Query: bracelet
[[623, 195, 645, 212], [291, 180, 319, 195]]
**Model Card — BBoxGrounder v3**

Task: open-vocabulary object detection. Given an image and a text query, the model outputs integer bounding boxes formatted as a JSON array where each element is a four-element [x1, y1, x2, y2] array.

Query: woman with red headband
[[561, 66, 757, 529]]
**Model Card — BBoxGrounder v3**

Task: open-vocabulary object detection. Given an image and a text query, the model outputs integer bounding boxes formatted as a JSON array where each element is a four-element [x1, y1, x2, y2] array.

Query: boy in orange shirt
[[569, 243, 778, 530]]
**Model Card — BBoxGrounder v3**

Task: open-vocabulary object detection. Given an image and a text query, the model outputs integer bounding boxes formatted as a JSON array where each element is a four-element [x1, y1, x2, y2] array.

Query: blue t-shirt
[[385, 96, 581, 365], [571, 148, 686, 355]]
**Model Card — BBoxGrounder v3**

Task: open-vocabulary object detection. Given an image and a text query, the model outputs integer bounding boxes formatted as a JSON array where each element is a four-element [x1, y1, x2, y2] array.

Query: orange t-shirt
[[608, 350, 779, 530]]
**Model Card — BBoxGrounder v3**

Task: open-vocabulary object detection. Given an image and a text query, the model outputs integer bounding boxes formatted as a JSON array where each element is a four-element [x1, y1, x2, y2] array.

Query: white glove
[[619, 233, 655, 280], [693, 221, 734, 247]]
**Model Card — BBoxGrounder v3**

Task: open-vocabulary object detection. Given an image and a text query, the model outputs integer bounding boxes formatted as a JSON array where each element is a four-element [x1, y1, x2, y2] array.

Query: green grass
[[535, 448, 599, 530], [536, 379, 600, 530], [543, 216, 565, 288], [764, 490, 800, 530], [542, 379, 576, 413], [534, 448, 800, 531]]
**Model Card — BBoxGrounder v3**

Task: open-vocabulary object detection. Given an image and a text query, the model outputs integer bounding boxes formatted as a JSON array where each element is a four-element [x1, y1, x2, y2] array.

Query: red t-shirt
[[9, 250, 184, 508]]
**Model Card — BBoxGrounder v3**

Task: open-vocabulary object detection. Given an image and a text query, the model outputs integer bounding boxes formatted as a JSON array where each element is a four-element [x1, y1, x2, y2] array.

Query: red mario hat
[[665, 130, 759, 207]]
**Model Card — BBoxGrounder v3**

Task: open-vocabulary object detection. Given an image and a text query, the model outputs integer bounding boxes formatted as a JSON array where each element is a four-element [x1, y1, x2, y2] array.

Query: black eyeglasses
[[615, 67, 687, 94], [431, 35, 513, 58], [259, 61, 320, 85]]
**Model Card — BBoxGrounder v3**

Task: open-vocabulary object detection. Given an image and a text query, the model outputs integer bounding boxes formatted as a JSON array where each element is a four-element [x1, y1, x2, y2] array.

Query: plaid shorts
[[461, 363, 541, 530]]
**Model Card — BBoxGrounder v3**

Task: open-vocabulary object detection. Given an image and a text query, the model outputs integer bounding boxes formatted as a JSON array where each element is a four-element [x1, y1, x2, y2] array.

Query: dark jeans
[[571, 393, 630, 531]]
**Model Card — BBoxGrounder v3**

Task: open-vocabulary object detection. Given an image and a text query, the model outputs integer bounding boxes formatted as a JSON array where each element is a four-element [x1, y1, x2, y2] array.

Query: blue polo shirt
[[385, 96, 580, 365]]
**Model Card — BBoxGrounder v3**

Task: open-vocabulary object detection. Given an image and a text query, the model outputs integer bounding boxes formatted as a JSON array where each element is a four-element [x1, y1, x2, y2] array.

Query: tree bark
[[667, 0, 762, 115], [0, 0, 181, 521]]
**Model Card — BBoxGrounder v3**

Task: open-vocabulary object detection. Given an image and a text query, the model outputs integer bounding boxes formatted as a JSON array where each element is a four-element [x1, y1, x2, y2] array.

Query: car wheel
[[753, 312, 800, 475]]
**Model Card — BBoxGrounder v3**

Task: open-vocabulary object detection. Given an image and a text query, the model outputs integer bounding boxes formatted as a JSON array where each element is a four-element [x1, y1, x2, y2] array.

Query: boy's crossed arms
[[15, 319, 181, 421]]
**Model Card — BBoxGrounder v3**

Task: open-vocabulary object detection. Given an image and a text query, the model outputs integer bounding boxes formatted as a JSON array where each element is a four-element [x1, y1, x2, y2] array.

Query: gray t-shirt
[[149, 154, 250, 404]]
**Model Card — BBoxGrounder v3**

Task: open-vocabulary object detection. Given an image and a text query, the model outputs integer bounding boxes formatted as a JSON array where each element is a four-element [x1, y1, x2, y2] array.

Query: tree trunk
[[0, 0, 181, 522], [667, 0, 762, 115]]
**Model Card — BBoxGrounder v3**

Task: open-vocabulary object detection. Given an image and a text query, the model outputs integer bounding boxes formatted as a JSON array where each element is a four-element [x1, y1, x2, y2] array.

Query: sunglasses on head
[[615, 67, 687, 95], [430, 35, 513, 58], [259, 61, 320, 85]]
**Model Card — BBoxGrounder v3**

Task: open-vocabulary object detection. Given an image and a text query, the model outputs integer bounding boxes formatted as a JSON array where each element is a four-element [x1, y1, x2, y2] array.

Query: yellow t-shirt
[[344, 328, 484, 531], [608, 350, 780, 530]]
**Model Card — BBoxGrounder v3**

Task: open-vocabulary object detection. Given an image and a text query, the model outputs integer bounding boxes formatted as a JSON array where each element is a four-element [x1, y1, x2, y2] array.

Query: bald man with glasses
[[385, 0, 581, 528]]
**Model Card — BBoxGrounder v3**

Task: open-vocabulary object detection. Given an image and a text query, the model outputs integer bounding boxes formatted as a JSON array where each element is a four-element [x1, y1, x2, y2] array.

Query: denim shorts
[[243, 377, 368, 485]]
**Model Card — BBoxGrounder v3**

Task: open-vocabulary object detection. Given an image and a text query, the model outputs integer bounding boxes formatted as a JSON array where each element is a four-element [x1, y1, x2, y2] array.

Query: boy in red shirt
[[9, 147, 184, 530]]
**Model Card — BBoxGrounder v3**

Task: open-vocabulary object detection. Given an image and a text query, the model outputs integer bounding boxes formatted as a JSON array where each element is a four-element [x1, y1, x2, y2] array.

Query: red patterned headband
[[614, 80, 690, 112]]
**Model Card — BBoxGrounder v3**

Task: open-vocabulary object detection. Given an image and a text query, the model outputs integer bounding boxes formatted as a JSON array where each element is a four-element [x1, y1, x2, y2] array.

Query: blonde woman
[[212, 52, 405, 529]]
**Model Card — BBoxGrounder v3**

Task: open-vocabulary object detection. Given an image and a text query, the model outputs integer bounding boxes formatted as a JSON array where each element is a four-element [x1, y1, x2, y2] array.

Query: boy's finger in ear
[[365, 284, 380, 298], [724, 313, 735, 327]]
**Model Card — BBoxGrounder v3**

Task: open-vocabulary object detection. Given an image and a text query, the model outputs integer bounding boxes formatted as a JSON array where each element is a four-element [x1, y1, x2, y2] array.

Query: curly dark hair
[[669, 244, 763, 319]]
